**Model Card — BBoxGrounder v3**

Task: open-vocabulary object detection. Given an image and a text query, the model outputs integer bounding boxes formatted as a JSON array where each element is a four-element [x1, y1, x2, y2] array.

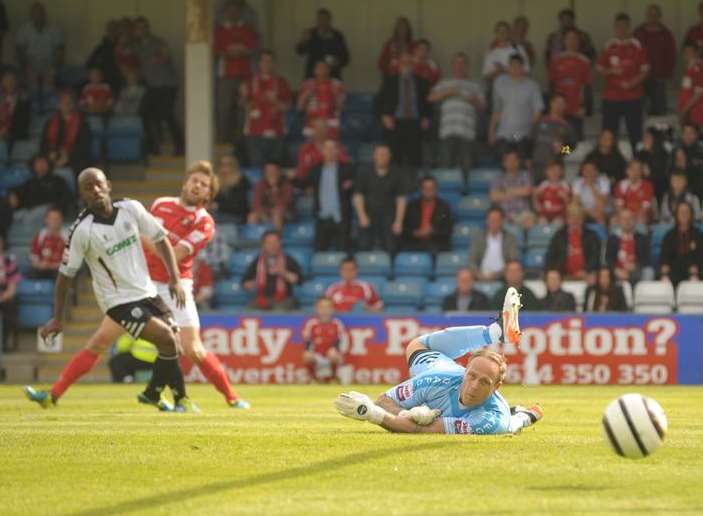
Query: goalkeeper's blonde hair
[[467, 349, 507, 385]]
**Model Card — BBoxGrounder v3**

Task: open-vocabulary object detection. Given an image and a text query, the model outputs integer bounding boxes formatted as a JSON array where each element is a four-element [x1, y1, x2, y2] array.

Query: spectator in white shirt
[[468, 206, 521, 281], [572, 160, 611, 225]]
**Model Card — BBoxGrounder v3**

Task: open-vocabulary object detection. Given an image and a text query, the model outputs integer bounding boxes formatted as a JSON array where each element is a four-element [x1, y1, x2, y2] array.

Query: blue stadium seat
[[106, 115, 144, 161], [527, 223, 560, 249], [425, 278, 456, 306], [8, 246, 31, 274], [355, 251, 391, 276], [441, 191, 462, 211], [357, 143, 375, 164], [239, 223, 274, 247], [54, 167, 76, 194], [503, 222, 525, 248], [283, 222, 315, 247], [451, 222, 479, 248], [383, 305, 419, 315], [455, 195, 491, 222], [382, 278, 426, 308], [474, 281, 502, 300], [357, 276, 388, 292], [393, 252, 433, 277], [312, 252, 346, 276], [586, 223, 608, 243], [435, 251, 469, 277], [17, 279, 55, 303], [341, 111, 375, 140], [430, 168, 463, 192], [228, 249, 260, 276], [86, 116, 104, 160], [215, 279, 250, 306], [0, 165, 32, 191], [18, 303, 53, 328], [345, 93, 375, 112], [468, 168, 500, 194], [650, 223, 673, 247], [10, 140, 39, 163], [285, 110, 305, 137], [298, 277, 336, 306], [286, 247, 312, 275], [242, 167, 262, 184], [217, 223, 239, 248], [29, 113, 49, 138], [295, 195, 315, 218], [524, 248, 546, 271]]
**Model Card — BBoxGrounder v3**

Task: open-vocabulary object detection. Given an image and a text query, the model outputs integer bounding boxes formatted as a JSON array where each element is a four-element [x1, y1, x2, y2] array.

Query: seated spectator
[[531, 94, 575, 183], [353, 144, 406, 252], [9, 154, 74, 215], [242, 230, 302, 310], [614, 159, 655, 224], [79, 66, 113, 115], [296, 118, 350, 181], [441, 268, 490, 312], [678, 41, 703, 128], [483, 20, 531, 82], [113, 67, 145, 115], [428, 52, 484, 187], [584, 267, 628, 312], [28, 207, 65, 280], [489, 150, 534, 228], [212, 154, 250, 223], [0, 70, 30, 147], [512, 16, 535, 67], [635, 126, 672, 203], [248, 161, 294, 230], [0, 233, 19, 350], [295, 8, 349, 79], [489, 54, 543, 159], [85, 19, 122, 94], [40, 91, 91, 173], [585, 129, 627, 183], [402, 175, 452, 254], [302, 297, 345, 383], [534, 160, 571, 225], [193, 257, 214, 309], [672, 124, 703, 199], [325, 257, 383, 313], [241, 50, 291, 166], [660, 171, 702, 223], [545, 203, 600, 283], [572, 160, 611, 224], [606, 208, 651, 284], [659, 202, 703, 286], [377, 16, 415, 76], [297, 60, 345, 139], [492, 260, 540, 311], [412, 39, 440, 86], [295, 139, 354, 251], [541, 269, 576, 312], [468, 206, 521, 281]]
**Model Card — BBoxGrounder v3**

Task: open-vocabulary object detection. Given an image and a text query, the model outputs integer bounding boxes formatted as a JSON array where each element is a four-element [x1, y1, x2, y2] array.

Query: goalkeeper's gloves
[[398, 405, 442, 425], [334, 391, 388, 425]]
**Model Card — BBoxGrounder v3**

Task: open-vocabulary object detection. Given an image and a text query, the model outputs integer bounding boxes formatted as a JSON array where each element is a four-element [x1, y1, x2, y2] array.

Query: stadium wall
[[187, 313, 703, 385]]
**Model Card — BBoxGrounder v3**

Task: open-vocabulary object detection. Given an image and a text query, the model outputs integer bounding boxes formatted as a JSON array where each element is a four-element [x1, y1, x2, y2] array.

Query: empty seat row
[[634, 281, 703, 314]]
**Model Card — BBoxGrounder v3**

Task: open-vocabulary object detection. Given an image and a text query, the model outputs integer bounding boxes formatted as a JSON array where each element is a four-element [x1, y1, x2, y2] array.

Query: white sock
[[488, 322, 502, 343]]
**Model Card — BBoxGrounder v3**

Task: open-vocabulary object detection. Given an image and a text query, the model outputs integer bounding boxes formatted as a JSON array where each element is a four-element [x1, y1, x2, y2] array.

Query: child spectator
[[297, 60, 345, 139], [534, 160, 571, 224], [113, 67, 145, 115], [79, 67, 113, 115], [572, 160, 611, 225], [614, 159, 655, 224], [325, 257, 383, 313], [28, 207, 65, 279], [660, 171, 702, 223], [606, 208, 651, 284], [249, 161, 294, 230], [302, 297, 345, 383]]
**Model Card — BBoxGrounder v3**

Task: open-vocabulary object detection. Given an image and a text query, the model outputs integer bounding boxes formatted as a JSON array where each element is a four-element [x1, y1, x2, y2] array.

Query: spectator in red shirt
[[302, 297, 346, 382], [325, 257, 383, 312], [634, 4, 676, 116], [679, 41, 703, 128], [249, 161, 294, 230], [534, 160, 571, 225], [512, 16, 536, 68], [28, 207, 65, 280], [79, 66, 113, 115], [40, 91, 91, 173], [412, 39, 440, 86], [597, 13, 650, 153], [0, 233, 20, 350], [402, 175, 453, 254], [614, 159, 655, 224], [0, 70, 30, 149], [683, 1, 703, 51], [241, 49, 292, 166], [548, 28, 592, 140], [297, 60, 345, 139], [545, 203, 601, 283], [295, 118, 351, 181], [214, 0, 258, 144], [378, 16, 415, 76]]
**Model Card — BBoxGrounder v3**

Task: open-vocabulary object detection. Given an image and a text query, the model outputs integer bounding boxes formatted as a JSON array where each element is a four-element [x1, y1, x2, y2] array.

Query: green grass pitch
[[1, 384, 702, 515]]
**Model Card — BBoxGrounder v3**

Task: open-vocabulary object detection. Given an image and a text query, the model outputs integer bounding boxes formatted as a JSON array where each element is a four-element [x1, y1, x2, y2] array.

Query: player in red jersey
[[678, 41, 703, 127], [302, 297, 346, 382], [325, 257, 383, 312], [143, 161, 250, 409]]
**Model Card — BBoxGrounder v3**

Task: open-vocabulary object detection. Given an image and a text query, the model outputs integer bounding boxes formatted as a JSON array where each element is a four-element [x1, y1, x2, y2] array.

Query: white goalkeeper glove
[[334, 391, 388, 425], [398, 405, 442, 425]]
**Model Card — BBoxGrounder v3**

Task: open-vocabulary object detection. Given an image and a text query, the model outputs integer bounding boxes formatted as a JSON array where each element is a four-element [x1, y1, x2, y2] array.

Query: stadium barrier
[[186, 314, 703, 385]]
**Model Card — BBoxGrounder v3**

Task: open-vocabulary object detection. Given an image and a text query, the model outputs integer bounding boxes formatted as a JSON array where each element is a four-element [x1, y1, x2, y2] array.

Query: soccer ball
[[601, 393, 667, 459]]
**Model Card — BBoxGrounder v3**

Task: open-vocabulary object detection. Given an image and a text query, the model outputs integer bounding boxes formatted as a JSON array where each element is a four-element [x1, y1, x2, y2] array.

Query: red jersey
[[242, 73, 292, 137], [413, 60, 440, 86], [31, 229, 65, 269], [614, 179, 654, 216], [678, 59, 703, 126], [616, 233, 637, 271], [549, 52, 592, 115], [597, 38, 649, 101], [535, 180, 571, 221], [214, 21, 258, 79], [302, 317, 345, 354], [295, 141, 351, 180], [684, 23, 703, 50], [325, 280, 383, 312], [79, 83, 113, 109], [566, 228, 585, 276], [145, 197, 215, 282], [299, 78, 345, 137]]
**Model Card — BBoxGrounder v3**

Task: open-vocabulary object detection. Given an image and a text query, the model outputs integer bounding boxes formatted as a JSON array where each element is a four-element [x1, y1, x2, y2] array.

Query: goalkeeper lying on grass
[[334, 287, 543, 435]]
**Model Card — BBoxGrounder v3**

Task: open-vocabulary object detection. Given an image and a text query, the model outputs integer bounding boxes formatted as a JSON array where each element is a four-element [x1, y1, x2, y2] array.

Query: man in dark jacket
[[442, 268, 490, 312], [378, 52, 432, 169], [545, 203, 601, 283], [40, 92, 91, 174], [295, 8, 350, 79], [403, 176, 452, 253], [542, 269, 576, 312], [296, 139, 354, 252], [492, 260, 541, 311], [606, 208, 650, 284], [9, 154, 74, 216]]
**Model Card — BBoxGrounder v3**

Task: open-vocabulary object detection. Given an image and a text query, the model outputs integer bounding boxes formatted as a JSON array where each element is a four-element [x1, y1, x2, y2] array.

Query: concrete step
[[68, 305, 103, 322], [111, 178, 182, 195], [147, 155, 184, 169], [1, 352, 112, 383]]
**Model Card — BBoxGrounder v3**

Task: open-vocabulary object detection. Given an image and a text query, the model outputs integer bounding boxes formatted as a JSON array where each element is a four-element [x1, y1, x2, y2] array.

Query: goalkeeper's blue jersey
[[384, 351, 511, 435]]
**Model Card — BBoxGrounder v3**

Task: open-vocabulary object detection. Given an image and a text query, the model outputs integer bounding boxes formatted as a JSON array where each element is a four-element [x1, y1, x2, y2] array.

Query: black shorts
[[106, 296, 178, 339]]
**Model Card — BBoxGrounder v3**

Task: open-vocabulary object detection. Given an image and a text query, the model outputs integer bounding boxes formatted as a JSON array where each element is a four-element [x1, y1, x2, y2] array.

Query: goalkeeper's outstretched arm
[[379, 413, 445, 434], [375, 394, 403, 415]]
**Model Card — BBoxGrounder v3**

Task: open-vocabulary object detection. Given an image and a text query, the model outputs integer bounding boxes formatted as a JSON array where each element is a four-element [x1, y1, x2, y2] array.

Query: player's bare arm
[[375, 394, 402, 415], [152, 237, 186, 308], [40, 272, 72, 339]]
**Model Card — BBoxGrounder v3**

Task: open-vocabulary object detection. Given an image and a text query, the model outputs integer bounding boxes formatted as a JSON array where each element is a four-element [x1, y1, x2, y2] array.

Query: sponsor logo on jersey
[[396, 383, 413, 401], [106, 234, 138, 256]]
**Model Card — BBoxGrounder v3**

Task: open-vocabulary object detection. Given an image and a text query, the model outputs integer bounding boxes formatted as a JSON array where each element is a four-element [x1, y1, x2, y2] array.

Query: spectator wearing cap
[[468, 206, 521, 281], [249, 161, 294, 231], [325, 258, 383, 312], [678, 41, 703, 130], [297, 60, 345, 139], [606, 208, 651, 285], [541, 269, 576, 312], [28, 207, 65, 280], [545, 203, 601, 283], [40, 92, 91, 174], [441, 268, 490, 312], [378, 17, 415, 77], [296, 8, 350, 79], [402, 176, 453, 254]]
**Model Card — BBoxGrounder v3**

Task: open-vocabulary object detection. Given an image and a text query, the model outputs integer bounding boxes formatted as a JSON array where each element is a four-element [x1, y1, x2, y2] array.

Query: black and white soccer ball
[[601, 393, 667, 459]]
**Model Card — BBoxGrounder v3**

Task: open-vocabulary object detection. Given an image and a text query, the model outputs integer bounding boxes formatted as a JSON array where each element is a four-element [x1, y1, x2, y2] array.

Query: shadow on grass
[[71, 441, 457, 516]]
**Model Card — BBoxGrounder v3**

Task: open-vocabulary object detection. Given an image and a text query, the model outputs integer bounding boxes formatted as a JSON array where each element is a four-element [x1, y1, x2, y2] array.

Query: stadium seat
[[295, 195, 315, 218], [86, 115, 105, 160], [455, 195, 491, 222], [524, 248, 546, 273], [214, 279, 250, 306], [586, 223, 608, 243], [425, 278, 456, 306], [311, 252, 346, 276], [620, 280, 633, 311], [341, 111, 375, 140], [18, 303, 53, 328], [10, 140, 39, 163], [562, 280, 588, 312], [451, 221, 479, 248], [106, 115, 144, 161], [0, 165, 31, 192], [17, 279, 55, 303], [393, 252, 433, 277], [382, 278, 426, 308], [527, 223, 560, 249], [242, 167, 262, 184], [441, 191, 462, 211], [356, 275, 387, 293], [29, 113, 49, 138], [9, 246, 31, 274], [435, 251, 469, 277], [649, 223, 673, 266], [217, 223, 239, 248], [283, 222, 315, 247], [430, 168, 463, 193], [286, 247, 312, 275], [345, 93, 375, 112], [503, 223, 525, 248], [54, 167, 76, 194], [239, 223, 274, 247], [524, 280, 546, 300], [355, 251, 391, 276], [357, 143, 375, 164], [474, 281, 502, 300], [633, 281, 675, 314], [467, 168, 499, 194], [228, 249, 259, 276], [298, 277, 335, 306], [676, 281, 703, 313], [285, 110, 305, 137]]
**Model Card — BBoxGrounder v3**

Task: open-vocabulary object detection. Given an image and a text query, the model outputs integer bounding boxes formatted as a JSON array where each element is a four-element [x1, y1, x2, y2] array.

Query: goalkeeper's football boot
[[137, 392, 174, 412], [510, 403, 544, 425], [229, 399, 251, 410], [24, 386, 55, 408], [501, 287, 523, 345], [174, 397, 201, 414]]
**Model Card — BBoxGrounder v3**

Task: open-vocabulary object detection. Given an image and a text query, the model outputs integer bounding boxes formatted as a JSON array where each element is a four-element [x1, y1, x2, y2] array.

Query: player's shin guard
[[198, 352, 239, 403], [51, 349, 101, 402], [421, 324, 502, 359]]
